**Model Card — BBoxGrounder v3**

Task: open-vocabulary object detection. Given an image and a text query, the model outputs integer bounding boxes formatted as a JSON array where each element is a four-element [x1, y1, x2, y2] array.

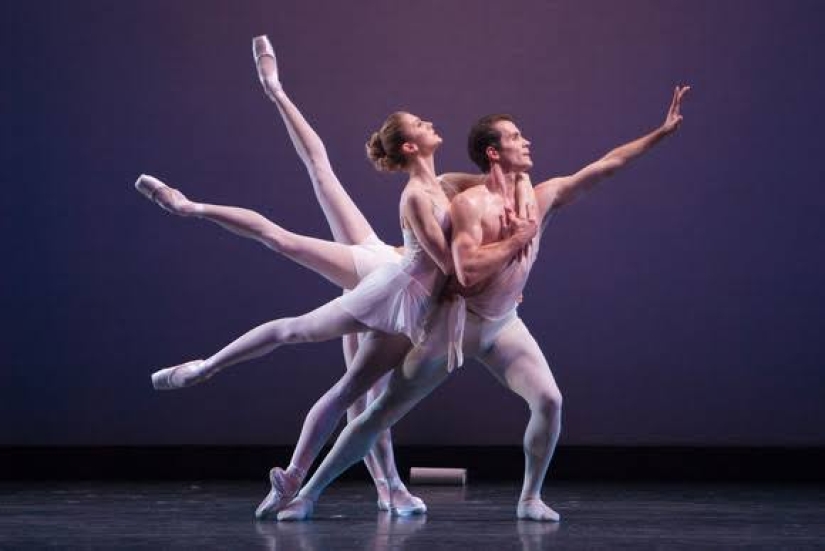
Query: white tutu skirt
[[350, 234, 402, 279], [337, 262, 431, 344]]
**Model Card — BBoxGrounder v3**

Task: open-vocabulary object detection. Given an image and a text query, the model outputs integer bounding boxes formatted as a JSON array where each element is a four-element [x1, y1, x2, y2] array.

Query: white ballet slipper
[[255, 467, 301, 520], [252, 35, 282, 100], [392, 494, 427, 517], [516, 498, 560, 522], [150, 359, 208, 390], [276, 496, 315, 521], [390, 481, 427, 516]]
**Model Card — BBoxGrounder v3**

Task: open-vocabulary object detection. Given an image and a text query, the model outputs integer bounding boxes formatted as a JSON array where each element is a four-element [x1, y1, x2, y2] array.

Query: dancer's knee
[[270, 317, 314, 344], [262, 226, 296, 255], [533, 386, 563, 419]]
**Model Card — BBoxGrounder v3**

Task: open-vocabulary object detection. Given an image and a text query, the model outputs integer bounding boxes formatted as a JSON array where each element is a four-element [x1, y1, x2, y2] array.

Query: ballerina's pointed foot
[[150, 359, 209, 390], [377, 480, 426, 516], [276, 496, 315, 521], [134, 174, 194, 215], [252, 35, 282, 99], [517, 498, 560, 522], [255, 467, 302, 520]]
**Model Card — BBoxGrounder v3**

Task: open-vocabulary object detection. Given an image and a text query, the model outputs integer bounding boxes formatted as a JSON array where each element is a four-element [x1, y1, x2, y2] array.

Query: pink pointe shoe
[[252, 35, 282, 100], [150, 359, 209, 390], [134, 174, 189, 214], [255, 467, 301, 520]]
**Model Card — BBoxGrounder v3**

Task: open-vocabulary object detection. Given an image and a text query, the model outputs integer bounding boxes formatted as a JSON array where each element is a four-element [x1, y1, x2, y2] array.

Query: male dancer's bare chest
[[478, 190, 515, 245]]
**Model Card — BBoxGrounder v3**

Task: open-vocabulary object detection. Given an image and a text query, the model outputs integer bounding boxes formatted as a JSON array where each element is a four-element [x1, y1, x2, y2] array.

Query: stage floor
[[2, 481, 824, 549]]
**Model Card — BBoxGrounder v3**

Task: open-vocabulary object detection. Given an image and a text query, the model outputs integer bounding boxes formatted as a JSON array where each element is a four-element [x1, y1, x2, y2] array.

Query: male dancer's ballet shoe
[[252, 35, 282, 100], [516, 498, 560, 522], [150, 359, 208, 390], [276, 495, 315, 521], [134, 174, 186, 214], [255, 467, 301, 520]]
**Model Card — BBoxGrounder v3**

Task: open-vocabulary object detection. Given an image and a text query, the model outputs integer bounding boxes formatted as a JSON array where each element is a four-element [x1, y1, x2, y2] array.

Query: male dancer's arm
[[532, 85, 690, 220], [451, 189, 538, 287]]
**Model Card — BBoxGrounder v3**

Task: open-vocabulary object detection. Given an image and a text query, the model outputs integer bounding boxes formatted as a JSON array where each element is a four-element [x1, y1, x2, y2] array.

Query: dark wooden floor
[[2, 481, 824, 549]]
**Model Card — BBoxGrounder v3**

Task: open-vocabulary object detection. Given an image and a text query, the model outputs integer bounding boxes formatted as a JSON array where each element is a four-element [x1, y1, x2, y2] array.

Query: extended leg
[[253, 36, 373, 245], [478, 319, 562, 522], [151, 299, 368, 390], [135, 175, 361, 289]]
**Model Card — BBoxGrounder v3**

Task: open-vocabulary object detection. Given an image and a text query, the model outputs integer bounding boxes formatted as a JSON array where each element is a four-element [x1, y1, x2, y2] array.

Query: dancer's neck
[[487, 164, 518, 206], [407, 155, 440, 189]]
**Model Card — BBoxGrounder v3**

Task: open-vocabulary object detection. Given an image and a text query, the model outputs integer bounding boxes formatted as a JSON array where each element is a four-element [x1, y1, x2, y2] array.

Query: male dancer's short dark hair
[[467, 114, 514, 172]]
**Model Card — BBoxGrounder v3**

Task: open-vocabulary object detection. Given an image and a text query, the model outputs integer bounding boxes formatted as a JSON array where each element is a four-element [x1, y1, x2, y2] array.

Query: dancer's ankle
[[386, 476, 405, 490], [180, 201, 204, 217], [285, 464, 307, 485]]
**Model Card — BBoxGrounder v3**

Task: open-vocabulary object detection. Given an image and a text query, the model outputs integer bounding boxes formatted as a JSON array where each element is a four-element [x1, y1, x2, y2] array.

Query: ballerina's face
[[400, 112, 442, 155]]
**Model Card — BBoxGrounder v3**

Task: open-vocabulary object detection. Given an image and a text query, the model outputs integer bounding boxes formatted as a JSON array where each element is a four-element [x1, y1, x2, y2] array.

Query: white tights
[[296, 313, 562, 511]]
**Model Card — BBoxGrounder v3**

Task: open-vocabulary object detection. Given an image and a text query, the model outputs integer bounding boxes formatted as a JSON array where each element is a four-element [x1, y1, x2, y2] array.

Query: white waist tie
[[445, 296, 466, 372]]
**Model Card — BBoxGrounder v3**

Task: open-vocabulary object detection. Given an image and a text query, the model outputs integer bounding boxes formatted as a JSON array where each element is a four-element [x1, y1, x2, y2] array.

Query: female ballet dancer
[[135, 36, 424, 512], [139, 36, 467, 516]]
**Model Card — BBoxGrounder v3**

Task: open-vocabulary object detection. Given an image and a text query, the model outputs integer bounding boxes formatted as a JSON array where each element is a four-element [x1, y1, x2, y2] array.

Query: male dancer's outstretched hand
[[662, 85, 690, 134], [531, 83, 691, 216]]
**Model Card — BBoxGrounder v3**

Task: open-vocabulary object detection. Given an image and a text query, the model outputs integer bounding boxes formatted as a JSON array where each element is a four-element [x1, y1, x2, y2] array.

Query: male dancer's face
[[491, 120, 533, 173]]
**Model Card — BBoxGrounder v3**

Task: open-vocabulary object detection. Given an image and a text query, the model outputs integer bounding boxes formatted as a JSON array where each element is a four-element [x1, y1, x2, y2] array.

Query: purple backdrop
[[2, 0, 824, 446]]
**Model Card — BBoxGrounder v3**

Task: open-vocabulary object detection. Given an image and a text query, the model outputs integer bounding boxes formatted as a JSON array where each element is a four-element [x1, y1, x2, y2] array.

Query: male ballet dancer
[[276, 85, 690, 522]]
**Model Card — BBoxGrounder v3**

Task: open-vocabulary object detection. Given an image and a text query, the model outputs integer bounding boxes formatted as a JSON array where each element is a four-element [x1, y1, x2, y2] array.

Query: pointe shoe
[[134, 174, 188, 214], [377, 479, 427, 516], [135, 174, 168, 202], [252, 35, 282, 100], [255, 467, 301, 520], [150, 359, 208, 390], [276, 496, 314, 521]]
